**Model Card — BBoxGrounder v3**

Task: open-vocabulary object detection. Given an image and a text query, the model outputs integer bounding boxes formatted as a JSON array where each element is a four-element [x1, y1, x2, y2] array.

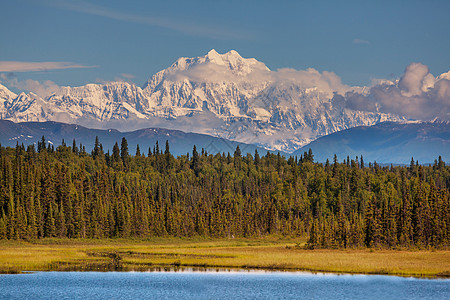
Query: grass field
[[0, 237, 448, 277]]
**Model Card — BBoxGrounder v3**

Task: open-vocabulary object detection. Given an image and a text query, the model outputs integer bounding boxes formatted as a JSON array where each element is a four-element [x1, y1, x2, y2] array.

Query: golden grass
[[0, 237, 448, 277]]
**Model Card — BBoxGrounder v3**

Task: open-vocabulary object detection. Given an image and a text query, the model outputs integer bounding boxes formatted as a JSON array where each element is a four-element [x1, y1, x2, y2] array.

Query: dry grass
[[0, 237, 448, 277]]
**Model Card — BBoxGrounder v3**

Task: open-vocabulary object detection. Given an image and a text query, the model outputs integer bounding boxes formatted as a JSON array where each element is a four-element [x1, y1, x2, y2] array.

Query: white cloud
[[340, 62, 450, 120], [0, 75, 60, 97], [0, 61, 96, 72], [167, 63, 351, 98], [398, 62, 433, 96], [171, 56, 447, 121], [272, 68, 350, 96]]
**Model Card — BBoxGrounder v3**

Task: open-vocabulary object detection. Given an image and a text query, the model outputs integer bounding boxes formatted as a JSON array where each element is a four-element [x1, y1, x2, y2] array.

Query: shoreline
[[1, 238, 449, 278], [5, 268, 450, 279]]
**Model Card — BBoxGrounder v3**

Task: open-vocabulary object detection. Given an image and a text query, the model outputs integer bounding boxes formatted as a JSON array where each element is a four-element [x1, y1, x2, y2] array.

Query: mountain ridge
[[0, 119, 276, 157], [295, 121, 450, 164], [0, 50, 408, 152], [1, 119, 447, 164]]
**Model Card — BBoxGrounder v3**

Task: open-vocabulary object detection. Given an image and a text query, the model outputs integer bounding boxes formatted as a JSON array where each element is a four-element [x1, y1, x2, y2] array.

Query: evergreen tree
[[72, 139, 78, 154], [398, 179, 413, 247], [120, 137, 129, 170], [234, 146, 241, 158], [308, 149, 314, 163], [93, 136, 100, 159], [365, 196, 382, 247], [136, 144, 141, 157], [165, 140, 170, 155], [112, 142, 120, 162], [38, 136, 46, 153], [164, 140, 171, 168], [191, 145, 199, 176], [0, 138, 447, 249], [155, 141, 160, 155]]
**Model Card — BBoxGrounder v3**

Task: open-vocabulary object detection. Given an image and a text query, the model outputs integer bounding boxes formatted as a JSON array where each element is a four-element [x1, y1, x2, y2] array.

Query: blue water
[[0, 271, 448, 299]]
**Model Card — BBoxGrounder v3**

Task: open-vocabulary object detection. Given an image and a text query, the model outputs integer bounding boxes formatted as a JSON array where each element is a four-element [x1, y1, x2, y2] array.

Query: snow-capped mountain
[[47, 82, 147, 120], [0, 50, 405, 152], [141, 49, 271, 118]]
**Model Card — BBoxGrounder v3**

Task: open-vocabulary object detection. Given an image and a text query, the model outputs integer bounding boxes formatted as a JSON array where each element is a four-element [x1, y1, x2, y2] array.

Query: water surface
[[1, 271, 448, 299]]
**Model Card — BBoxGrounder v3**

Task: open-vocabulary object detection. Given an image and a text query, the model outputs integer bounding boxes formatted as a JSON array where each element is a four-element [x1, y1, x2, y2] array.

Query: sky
[[1, 0, 449, 92]]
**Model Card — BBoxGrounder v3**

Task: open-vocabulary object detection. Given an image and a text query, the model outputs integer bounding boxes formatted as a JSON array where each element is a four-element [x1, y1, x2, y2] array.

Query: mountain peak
[[206, 48, 220, 57], [144, 49, 270, 89], [205, 49, 224, 65], [227, 49, 240, 56], [203, 49, 270, 74], [206, 49, 242, 61], [0, 83, 17, 100]]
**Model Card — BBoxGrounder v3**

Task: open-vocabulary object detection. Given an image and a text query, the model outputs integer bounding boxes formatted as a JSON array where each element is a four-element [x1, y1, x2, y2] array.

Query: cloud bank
[[164, 57, 448, 121], [168, 63, 351, 98], [339, 63, 450, 120], [2, 54, 448, 122], [0, 74, 60, 97], [0, 61, 96, 72]]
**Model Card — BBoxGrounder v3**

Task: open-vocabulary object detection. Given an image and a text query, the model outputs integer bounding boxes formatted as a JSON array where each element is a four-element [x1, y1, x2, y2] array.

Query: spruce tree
[[254, 149, 260, 167], [38, 136, 46, 153], [72, 139, 78, 154], [165, 140, 171, 168], [191, 145, 199, 176], [234, 146, 241, 158], [112, 142, 120, 163], [120, 137, 129, 170], [136, 144, 141, 157], [93, 136, 100, 159]]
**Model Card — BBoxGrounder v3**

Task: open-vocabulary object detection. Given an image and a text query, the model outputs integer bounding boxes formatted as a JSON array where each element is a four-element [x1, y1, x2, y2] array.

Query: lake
[[0, 270, 448, 299]]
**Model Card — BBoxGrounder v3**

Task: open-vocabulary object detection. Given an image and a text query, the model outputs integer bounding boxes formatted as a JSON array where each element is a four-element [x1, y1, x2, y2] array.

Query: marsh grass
[[0, 237, 448, 277]]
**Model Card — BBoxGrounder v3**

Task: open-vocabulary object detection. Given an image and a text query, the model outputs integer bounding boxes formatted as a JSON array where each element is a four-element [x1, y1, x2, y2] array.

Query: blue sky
[[1, 0, 449, 91]]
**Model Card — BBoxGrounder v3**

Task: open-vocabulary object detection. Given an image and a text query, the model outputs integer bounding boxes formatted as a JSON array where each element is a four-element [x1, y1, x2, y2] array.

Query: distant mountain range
[[0, 120, 272, 157], [0, 49, 405, 152], [1, 120, 448, 164], [294, 121, 450, 164]]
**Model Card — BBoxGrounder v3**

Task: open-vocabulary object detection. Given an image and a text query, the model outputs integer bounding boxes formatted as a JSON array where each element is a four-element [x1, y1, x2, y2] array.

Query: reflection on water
[[1, 271, 449, 300]]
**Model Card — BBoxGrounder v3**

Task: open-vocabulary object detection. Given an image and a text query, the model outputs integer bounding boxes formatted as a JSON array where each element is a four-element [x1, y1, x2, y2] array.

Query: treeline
[[0, 136, 448, 249]]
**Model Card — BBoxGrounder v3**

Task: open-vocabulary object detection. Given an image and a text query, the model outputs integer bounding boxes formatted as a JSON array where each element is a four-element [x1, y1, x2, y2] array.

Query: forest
[[0, 136, 448, 249]]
